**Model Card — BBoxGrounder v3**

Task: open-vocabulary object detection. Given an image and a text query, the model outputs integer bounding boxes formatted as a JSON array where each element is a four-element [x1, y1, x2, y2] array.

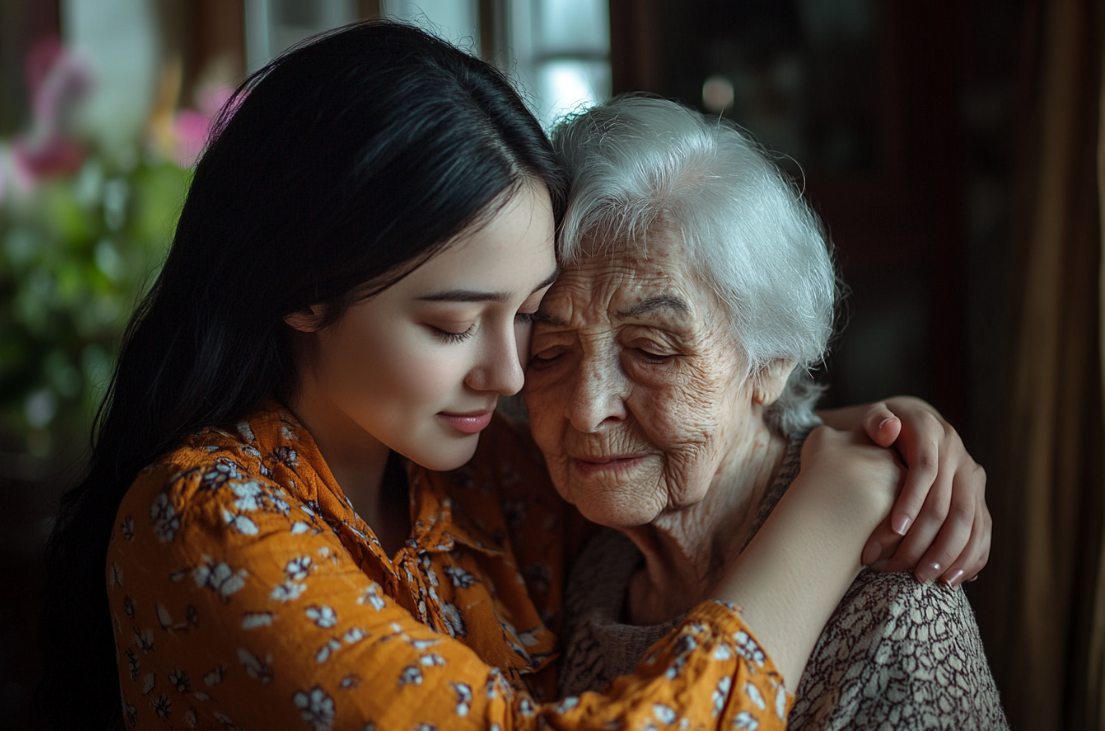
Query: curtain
[[982, 0, 1105, 728]]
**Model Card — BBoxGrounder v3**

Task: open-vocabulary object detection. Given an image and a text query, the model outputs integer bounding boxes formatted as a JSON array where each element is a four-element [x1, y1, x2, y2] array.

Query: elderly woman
[[525, 97, 1008, 729]]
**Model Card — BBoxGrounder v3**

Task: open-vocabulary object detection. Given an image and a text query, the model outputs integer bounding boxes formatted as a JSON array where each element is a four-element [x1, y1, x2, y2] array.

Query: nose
[[466, 322, 526, 396], [567, 342, 629, 432]]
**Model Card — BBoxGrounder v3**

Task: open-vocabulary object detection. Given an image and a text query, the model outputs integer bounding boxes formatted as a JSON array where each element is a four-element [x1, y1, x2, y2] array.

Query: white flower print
[[556, 697, 579, 714], [733, 630, 766, 666], [156, 603, 173, 630], [412, 725, 436, 731], [200, 460, 244, 490], [291, 522, 312, 535], [185, 706, 198, 727], [142, 672, 156, 695], [774, 683, 787, 720], [193, 558, 247, 599], [121, 516, 135, 541], [242, 611, 274, 629], [109, 563, 124, 588], [444, 565, 478, 589], [222, 509, 258, 535], [285, 556, 313, 581], [237, 647, 274, 683], [518, 698, 535, 717], [410, 638, 441, 650], [193, 691, 211, 701], [268, 446, 298, 468], [168, 669, 190, 693], [713, 642, 733, 661], [745, 682, 765, 711], [237, 421, 255, 443], [203, 665, 226, 686], [151, 694, 172, 720], [271, 582, 307, 602], [440, 601, 466, 638], [363, 724, 376, 731], [134, 628, 155, 655], [293, 685, 336, 731], [419, 654, 446, 667], [339, 674, 361, 689], [123, 596, 135, 619], [150, 493, 180, 542], [305, 605, 337, 628], [398, 665, 423, 687], [316, 639, 341, 664], [125, 648, 140, 680], [452, 682, 473, 716], [732, 712, 759, 730], [187, 604, 199, 626], [123, 702, 137, 728], [653, 704, 677, 724], [713, 676, 731, 716], [343, 628, 366, 645]]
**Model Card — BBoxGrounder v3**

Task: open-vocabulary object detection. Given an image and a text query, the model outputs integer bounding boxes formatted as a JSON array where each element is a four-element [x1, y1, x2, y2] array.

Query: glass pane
[[383, 0, 481, 53], [537, 59, 610, 128], [535, 0, 609, 55]]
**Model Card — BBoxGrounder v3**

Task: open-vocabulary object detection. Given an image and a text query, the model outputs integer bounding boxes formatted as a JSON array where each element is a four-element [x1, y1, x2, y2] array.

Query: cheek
[[318, 319, 462, 408]]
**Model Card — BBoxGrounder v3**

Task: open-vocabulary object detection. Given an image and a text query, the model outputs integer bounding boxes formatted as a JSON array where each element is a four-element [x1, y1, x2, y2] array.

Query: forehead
[[543, 230, 712, 324]]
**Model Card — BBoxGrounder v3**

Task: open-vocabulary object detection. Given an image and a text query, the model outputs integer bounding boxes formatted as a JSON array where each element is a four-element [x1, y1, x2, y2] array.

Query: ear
[[753, 360, 797, 406], [284, 304, 327, 333]]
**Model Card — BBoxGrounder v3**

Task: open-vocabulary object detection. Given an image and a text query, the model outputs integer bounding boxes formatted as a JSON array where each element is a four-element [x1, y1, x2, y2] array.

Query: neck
[[623, 419, 789, 625], [285, 378, 394, 536]]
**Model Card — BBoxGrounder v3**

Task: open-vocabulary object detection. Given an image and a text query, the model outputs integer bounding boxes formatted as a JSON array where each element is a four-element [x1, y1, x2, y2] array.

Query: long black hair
[[37, 21, 567, 730]]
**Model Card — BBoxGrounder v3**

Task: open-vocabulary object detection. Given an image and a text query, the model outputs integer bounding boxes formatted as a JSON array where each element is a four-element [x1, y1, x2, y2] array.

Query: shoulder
[[116, 410, 321, 551], [792, 571, 1008, 729]]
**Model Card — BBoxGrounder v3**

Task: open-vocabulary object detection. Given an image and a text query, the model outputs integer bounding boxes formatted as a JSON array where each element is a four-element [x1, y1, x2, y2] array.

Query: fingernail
[[862, 541, 882, 567], [879, 417, 895, 430], [917, 562, 941, 583], [892, 514, 912, 535], [944, 569, 965, 588]]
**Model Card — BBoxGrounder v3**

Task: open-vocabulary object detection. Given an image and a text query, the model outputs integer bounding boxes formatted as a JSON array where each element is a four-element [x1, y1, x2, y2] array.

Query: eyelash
[[430, 325, 475, 343]]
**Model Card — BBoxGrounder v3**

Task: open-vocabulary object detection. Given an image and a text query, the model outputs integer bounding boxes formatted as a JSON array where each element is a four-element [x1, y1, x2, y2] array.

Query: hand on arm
[[818, 397, 990, 588], [712, 426, 903, 689]]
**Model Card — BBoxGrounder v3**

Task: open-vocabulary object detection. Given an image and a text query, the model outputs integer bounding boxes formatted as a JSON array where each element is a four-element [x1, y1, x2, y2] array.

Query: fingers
[[861, 402, 902, 448], [868, 460, 989, 589], [888, 409, 945, 536]]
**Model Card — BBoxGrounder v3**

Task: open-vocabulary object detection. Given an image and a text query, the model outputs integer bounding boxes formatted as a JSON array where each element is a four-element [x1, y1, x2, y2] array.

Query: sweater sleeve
[[108, 460, 792, 731]]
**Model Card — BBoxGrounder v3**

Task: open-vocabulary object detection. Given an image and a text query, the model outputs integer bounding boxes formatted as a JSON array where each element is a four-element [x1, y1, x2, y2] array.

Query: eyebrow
[[615, 294, 690, 319], [534, 292, 690, 329], [418, 269, 560, 303]]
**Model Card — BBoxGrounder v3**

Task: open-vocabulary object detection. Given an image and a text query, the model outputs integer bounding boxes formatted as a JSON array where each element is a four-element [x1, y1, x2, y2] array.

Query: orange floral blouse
[[107, 403, 793, 730]]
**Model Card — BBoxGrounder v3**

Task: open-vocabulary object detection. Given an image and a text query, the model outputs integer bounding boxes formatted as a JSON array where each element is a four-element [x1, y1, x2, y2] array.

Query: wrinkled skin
[[525, 231, 795, 586]]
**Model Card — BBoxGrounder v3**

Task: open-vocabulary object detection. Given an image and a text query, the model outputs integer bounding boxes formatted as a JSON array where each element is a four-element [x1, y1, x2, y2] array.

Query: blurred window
[[509, 0, 610, 128], [245, 0, 358, 71]]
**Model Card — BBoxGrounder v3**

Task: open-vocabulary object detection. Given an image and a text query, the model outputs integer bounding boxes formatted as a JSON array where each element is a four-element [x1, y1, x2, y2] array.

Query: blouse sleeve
[[108, 461, 792, 731]]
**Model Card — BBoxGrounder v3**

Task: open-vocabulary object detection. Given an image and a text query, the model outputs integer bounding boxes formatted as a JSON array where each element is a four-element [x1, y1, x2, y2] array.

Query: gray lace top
[[558, 434, 1009, 730]]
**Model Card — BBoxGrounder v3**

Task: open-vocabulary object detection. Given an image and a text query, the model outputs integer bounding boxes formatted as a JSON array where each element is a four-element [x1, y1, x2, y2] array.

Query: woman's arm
[[818, 397, 990, 587], [110, 457, 795, 730], [711, 425, 903, 688]]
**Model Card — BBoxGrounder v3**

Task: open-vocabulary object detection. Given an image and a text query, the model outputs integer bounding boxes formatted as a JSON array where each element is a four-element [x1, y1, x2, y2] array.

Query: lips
[[437, 410, 495, 434], [572, 454, 648, 475]]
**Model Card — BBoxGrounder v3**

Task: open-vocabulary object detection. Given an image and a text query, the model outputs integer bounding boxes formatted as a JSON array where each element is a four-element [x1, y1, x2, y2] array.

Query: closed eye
[[428, 324, 475, 343]]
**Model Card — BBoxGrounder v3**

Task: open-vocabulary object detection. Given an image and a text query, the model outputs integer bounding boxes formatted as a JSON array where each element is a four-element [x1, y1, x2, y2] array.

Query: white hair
[[551, 96, 839, 432]]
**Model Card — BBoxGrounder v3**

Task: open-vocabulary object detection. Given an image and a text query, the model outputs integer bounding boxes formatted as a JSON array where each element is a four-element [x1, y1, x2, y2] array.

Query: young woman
[[38, 21, 987, 731]]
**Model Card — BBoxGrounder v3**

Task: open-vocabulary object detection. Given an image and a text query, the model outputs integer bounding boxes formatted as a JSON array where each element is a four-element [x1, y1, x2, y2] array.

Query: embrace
[[40, 21, 1005, 731]]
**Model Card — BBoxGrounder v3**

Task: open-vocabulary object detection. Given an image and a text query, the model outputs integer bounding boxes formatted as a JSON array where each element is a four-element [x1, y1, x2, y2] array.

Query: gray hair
[[551, 96, 838, 432]]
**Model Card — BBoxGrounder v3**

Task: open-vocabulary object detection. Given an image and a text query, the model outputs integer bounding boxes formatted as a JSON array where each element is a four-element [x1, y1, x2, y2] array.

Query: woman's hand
[[717, 425, 905, 687], [819, 397, 990, 588]]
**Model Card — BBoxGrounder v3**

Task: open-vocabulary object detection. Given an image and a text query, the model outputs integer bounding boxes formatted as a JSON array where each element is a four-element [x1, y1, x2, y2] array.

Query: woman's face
[[524, 230, 763, 528], [288, 182, 558, 472]]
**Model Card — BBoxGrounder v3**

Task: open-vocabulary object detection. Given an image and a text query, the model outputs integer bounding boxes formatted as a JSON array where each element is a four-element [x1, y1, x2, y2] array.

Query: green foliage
[[0, 156, 191, 456]]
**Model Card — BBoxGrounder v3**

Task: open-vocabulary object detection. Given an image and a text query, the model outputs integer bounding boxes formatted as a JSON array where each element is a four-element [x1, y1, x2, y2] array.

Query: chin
[[409, 438, 480, 473]]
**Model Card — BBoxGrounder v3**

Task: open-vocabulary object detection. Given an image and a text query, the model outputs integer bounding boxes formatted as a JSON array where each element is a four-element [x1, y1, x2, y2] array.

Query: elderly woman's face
[[525, 230, 764, 528]]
